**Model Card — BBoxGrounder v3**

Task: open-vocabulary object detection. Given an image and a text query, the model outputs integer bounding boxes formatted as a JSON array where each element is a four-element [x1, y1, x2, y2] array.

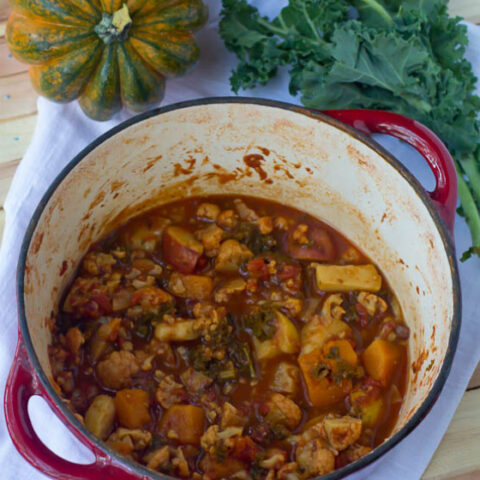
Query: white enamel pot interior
[[17, 98, 460, 479]]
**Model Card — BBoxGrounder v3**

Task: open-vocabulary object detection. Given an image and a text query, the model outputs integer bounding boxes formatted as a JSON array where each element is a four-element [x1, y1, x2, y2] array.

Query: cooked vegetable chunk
[[220, 402, 246, 429], [197, 203, 221, 221], [312, 264, 382, 292], [363, 339, 401, 386], [287, 225, 336, 261], [115, 389, 151, 429], [215, 239, 253, 273], [96, 351, 139, 390], [214, 277, 246, 303], [349, 389, 384, 427], [298, 349, 352, 408], [168, 272, 213, 300], [300, 295, 351, 355], [130, 287, 172, 314], [85, 395, 116, 440], [160, 405, 205, 445], [323, 416, 362, 451], [196, 224, 224, 257], [163, 226, 204, 273], [271, 362, 301, 397], [154, 319, 201, 342], [120, 216, 170, 252], [253, 310, 300, 360], [265, 393, 302, 430], [107, 428, 152, 455], [296, 439, 335, 476]]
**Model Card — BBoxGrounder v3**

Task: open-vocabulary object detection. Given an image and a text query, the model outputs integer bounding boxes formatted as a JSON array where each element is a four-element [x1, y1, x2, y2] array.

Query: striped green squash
[[7, 0, 208, 120]]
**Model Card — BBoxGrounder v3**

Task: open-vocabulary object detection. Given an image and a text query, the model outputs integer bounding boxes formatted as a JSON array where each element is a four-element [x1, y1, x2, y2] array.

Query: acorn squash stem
[[94, 3, 132, 45]]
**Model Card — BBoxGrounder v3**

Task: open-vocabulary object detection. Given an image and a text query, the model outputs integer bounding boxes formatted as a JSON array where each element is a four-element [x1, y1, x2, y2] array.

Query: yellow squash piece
[[253, 310, 300, 361], [312, 264, 382, 292], [349, 390, 384, 427]]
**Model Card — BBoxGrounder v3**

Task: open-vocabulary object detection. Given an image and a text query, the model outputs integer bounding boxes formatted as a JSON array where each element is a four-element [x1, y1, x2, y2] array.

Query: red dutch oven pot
[[4, 98, 460, 480]]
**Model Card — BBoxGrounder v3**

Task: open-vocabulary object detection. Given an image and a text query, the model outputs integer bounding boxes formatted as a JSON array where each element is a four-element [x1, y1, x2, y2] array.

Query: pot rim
[[16, 97, 461, 480]]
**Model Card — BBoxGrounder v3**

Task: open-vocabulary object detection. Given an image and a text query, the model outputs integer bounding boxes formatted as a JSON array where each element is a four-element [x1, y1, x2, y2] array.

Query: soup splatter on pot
[[49, 195, 409, 479]]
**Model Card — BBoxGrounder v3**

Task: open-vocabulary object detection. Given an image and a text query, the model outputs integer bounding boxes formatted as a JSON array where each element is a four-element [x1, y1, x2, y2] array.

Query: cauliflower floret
[[265, 393, 302, 431], [65, 327, 85, 355], [82, 251, 116, 275], [220, 402, 246, 429], [342, 443, 371, 462], [107, 427, 152, 452], [292, 224, 309, 245], [154, 318, 202, 342], [292, 418, 325, 447], [357, 292, 388, 317], [200, 425, 243, 453], [180, 367, 213, 394], [322, 294, 346, 322], [323, 416, 362, 451], [200, 425, 220, 452], [296, 439, 335, 476], [96, 351, 139, 389], [168, 272, 213, 300], [233, 198, 258, 222], [277, 462, 300, 480], [155, 372, 187, 408], [258, 216, 274, 235], [196, 224, 224, 257], [214, 278, 246, 303], [215, 239, 253, 273], [172, 447, 190, 478], [197, 203, 221, 221], [271, 362, 301, 397], [217, 209, 238, 229], [145, 445, 170, 470], [259, 449, 287, 469], [129, 286, 172, 314]]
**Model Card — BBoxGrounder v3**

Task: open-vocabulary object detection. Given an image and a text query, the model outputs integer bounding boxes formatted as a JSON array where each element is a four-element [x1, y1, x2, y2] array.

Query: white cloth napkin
[[1, 2, 480, 479]]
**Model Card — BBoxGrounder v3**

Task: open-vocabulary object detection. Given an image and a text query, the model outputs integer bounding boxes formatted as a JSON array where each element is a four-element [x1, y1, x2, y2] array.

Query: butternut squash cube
[[115, 389, 151, 429], [363, 339, 401, 386], [298, 350, 352, 408], [323, 339, 358, 366], [160, 405, 205, 445]]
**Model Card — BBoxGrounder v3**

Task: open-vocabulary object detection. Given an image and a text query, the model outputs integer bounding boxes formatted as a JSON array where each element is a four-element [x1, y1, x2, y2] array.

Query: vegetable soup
[[49, 195, 409, 479]]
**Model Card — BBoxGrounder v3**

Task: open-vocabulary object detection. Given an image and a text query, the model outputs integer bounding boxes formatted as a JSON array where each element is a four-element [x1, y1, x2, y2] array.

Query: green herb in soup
[[49, 195, 409, 479]]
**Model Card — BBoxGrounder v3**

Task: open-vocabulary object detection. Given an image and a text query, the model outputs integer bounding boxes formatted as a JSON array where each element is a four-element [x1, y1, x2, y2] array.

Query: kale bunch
[[220, 0, 480, 260]]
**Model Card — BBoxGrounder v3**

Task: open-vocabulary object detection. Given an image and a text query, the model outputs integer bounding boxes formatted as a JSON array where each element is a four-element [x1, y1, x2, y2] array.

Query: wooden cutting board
[[0, 0, 479, 478]]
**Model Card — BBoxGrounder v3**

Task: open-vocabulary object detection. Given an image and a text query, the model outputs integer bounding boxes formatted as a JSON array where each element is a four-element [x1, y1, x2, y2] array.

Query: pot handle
[[320, 109, 457, 235], [4, 337, 141, 480]]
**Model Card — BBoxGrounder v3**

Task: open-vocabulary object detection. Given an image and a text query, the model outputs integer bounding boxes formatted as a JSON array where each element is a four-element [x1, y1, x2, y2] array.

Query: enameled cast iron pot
[[4, 98, 461, 480]]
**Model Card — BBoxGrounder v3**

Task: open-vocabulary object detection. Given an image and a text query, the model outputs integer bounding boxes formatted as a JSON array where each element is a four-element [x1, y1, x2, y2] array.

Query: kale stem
[[300, 2, 322, 41], [456, 163, 480, 260], [459, 153, 480, 206], [257, 17, 288, 36], [356, 0, 394, 27]]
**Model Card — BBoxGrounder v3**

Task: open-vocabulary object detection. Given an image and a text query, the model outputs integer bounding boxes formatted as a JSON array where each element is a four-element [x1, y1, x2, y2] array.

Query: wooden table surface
[[1, 0, 479, 478]]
